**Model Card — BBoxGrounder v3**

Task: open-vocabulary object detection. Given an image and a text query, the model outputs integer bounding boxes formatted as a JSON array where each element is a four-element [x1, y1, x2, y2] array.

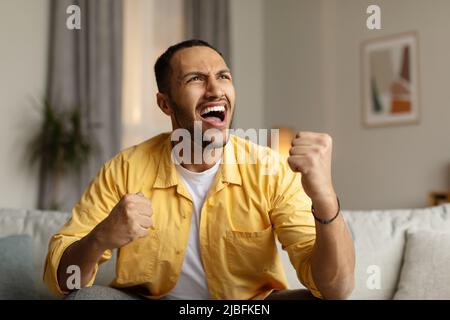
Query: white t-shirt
[[163, 161, 221, 300]]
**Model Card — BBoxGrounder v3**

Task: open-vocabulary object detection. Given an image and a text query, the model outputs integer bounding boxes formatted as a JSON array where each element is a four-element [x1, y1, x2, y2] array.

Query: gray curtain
[[41, 0, 123, 211], [185, 0, 231, 65]]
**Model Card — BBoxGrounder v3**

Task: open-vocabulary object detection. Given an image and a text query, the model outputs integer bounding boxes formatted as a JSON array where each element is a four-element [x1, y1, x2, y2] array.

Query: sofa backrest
[[278, 204, 450, 299]]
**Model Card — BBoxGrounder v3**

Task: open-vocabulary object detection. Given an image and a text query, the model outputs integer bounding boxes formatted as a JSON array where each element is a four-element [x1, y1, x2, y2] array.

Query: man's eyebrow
[[216, 69, 232, 75], [181, 69, 232, 79]]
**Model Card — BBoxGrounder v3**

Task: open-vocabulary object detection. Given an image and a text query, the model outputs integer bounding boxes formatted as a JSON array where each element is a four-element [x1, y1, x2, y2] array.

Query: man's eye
[[219, 74, 231, 80], [188, 76, 201, 82]]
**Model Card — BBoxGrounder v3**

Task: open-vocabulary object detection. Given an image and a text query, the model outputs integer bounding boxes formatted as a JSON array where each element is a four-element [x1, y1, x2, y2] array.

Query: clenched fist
[[287, 132, 336, 207], [91, 192, 153, 251]]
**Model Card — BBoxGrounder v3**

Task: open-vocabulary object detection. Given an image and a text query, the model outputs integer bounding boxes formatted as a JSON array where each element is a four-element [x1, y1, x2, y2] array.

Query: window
[[122, 0, 185, 148]]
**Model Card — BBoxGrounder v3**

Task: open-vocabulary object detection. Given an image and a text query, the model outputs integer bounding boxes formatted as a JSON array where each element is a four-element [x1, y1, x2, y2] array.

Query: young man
[[43, 40, 355, 300]]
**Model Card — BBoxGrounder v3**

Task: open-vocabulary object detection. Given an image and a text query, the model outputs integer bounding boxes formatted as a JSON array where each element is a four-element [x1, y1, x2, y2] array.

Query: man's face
[[165, 46, 235, 147]]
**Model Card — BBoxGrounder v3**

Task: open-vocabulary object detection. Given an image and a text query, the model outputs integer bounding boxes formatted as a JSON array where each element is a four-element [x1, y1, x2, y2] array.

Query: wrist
[[311, 188, 337, 202], [311, 195, 340, 222], [86, 227, 110, 253]]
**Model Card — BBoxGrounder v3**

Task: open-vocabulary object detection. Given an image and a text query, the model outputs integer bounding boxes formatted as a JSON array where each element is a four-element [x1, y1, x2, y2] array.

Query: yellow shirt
[[43, 133, 322, 299]]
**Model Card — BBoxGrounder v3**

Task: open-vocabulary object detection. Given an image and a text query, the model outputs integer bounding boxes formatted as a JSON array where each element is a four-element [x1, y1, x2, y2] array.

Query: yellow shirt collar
[[152, 133, 242, 191]]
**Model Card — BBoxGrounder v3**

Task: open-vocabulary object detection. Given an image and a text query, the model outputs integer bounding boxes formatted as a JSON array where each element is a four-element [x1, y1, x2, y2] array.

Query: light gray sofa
[[1, 204, 449, 300]]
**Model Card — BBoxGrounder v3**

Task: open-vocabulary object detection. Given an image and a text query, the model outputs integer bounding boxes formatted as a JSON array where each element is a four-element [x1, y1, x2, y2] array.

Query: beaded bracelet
[[311, 197, 340, 225]]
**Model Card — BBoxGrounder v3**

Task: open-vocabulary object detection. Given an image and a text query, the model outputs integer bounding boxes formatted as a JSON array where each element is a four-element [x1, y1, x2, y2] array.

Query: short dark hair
[[154, 39, 223, 95]]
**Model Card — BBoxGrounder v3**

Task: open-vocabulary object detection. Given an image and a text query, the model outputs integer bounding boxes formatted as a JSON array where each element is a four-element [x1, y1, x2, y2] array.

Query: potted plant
[[27, 99, 95, 210]]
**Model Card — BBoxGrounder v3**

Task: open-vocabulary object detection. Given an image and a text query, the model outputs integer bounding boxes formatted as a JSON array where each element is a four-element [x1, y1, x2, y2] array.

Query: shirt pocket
[[224, 226, 278, 277], [116, 227, 160, 282]]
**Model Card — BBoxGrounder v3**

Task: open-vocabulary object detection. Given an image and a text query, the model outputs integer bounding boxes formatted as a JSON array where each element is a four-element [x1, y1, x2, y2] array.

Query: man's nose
[[205, 77, 224, 99]]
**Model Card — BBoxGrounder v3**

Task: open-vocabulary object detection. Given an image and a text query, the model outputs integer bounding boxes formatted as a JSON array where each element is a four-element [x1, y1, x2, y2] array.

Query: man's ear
[[156, 92, 173, 116]]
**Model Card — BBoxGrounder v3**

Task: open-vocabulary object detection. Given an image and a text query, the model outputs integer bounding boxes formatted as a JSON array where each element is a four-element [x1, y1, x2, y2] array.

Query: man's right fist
[[91, 192, 153, 251]]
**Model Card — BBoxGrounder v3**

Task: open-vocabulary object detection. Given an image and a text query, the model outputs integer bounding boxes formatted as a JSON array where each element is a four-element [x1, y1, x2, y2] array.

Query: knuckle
[[122, 194, 133, 202], [321, 133, 332, 146]]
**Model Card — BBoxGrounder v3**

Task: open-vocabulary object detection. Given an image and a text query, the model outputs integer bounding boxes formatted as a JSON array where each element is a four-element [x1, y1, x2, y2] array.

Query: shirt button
[[176, 250, 181, 255]]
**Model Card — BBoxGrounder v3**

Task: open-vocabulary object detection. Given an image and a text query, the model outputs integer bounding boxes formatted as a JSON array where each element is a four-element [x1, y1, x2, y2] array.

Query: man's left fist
[[287, 132, 336, 203]]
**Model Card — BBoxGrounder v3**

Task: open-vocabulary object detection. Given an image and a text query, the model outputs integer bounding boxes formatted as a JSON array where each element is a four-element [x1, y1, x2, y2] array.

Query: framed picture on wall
[[361, 31, 420, 127]]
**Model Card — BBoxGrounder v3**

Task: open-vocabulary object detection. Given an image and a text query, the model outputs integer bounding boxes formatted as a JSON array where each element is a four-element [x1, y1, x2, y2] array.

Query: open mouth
[[200, 105, 226, 122]]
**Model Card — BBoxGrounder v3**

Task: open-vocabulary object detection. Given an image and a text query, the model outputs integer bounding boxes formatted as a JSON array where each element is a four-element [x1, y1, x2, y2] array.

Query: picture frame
[[361, 31, 421, 127]]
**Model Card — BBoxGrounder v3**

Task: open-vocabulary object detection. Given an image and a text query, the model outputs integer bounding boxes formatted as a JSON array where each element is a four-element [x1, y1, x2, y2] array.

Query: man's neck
[[181, 161, 217, 173], [173, 141, 224, 173]]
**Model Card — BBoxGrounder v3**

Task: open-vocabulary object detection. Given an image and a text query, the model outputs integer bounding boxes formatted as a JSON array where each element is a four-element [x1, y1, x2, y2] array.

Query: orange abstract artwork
[[362, 32, 420, 127]]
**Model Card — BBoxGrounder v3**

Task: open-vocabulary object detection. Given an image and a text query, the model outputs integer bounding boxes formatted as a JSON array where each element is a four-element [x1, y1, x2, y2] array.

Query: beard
[[168, 96, 234, 149]]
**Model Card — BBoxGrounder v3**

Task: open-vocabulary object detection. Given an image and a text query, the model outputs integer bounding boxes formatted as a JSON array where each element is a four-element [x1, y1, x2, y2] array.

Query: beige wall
[[264, 0, 450, 210], [0, 0, 49, 209], [265, 0, 328, 132]]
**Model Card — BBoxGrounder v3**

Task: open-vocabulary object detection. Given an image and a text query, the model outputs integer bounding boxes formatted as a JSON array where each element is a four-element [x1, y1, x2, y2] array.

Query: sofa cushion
[[342, 204, 450, 300], [0, 208, 116, 299], [0, 235, 38, 299], [393, 230, 450, 300]]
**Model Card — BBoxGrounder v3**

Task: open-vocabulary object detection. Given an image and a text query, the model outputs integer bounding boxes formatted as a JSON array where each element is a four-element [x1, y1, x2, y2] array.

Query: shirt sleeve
[[43, 156, 125, 296], [269, 157, 323, 299]]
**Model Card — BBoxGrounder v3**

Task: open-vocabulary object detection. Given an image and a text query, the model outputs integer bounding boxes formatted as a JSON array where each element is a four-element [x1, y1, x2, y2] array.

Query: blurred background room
[[1, 0, 450, 213], [3, 0, 450, 302]]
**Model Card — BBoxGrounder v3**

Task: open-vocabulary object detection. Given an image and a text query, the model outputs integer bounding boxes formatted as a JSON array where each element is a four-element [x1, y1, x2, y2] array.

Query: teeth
[[201, 105, 225, 116]]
